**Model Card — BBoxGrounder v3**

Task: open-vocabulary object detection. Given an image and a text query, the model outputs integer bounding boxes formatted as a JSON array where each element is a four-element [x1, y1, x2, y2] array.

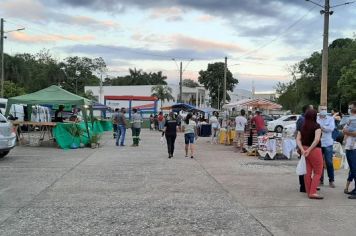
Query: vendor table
[[11, 121, 57, 146]]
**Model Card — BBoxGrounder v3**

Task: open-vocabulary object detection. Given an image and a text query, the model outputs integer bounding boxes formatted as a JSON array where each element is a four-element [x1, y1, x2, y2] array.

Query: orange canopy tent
[[237, 98, 282, 110]]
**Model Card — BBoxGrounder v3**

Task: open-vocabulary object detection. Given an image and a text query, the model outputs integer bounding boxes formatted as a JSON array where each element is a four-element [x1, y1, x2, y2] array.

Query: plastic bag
[[160, 136, 165, 145], [296, 155, 306, 175]]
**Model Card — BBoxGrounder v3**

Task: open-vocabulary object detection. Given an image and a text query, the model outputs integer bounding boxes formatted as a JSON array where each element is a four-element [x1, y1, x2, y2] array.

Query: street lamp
[[1, 18, 25, 97]]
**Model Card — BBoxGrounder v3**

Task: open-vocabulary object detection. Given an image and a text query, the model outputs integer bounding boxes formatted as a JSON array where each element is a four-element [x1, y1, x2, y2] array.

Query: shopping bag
[[160, 136, 165, 145], [296, 155, 306, 175]]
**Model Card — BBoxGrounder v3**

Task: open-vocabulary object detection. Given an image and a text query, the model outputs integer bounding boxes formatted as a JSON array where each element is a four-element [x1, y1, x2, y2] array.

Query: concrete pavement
[[0, 129, 355, 235]]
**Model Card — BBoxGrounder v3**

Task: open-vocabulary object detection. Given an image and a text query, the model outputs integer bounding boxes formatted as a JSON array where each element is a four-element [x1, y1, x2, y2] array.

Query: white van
[[31, 105, 51, 122], [0, 98, 25, 121]]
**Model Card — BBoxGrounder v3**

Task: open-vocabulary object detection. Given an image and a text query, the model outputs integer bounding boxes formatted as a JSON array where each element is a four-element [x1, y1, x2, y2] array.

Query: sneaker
[[329, 182, 336, 188], [120, 144, 125, 147], [348, 195, 356, 199]]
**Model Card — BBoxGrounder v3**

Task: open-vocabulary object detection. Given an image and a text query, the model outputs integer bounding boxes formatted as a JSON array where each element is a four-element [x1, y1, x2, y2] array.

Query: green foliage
[[151, 85, 174, 107], [182, 79, 200, 88], [90, 134, 101, 144], [276, 38, 356, 113], [3, 81, 26, 98], [66, 124, 84, 137], [337, 60, 356, 104], [198, 62, 238, 109], [104, 68, 167, 86]]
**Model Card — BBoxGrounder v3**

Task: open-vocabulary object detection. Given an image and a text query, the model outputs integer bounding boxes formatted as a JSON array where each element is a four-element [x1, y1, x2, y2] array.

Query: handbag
[[296, 155, 307, 175]]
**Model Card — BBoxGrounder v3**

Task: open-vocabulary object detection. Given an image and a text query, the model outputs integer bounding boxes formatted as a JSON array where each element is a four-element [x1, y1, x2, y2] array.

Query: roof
[[223, 98, 282, 110], [104, 95, 158, 101], [161, 103, 196, 111]]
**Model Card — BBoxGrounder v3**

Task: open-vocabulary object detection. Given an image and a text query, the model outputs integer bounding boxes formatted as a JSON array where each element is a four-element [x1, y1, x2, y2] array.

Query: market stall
[[5, 85, 96, 148]]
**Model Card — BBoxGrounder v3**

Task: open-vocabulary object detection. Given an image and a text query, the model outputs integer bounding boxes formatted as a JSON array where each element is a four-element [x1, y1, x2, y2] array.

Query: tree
[[82, 90, 97, 102], [3, 81, 25, 98], [183, 79, 199, 88], [198, 62, 238, 109], [338, 59, 356, 104], [151, 85, 174, 107], [276, 38, 356, 113]]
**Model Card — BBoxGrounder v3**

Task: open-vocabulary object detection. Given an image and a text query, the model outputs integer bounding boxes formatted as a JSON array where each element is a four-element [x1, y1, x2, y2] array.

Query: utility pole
[[320, 0, 330, 107], [179, 61, 182, 103], [0, 18, 25, 97], [172, 58, 193, 104], [1, 18, 4, 98], [223, 56, 227, 107]]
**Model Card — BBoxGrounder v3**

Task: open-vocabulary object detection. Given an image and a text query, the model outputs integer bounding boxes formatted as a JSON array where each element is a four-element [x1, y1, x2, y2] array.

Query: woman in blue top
[[182, 113, 197, 158]]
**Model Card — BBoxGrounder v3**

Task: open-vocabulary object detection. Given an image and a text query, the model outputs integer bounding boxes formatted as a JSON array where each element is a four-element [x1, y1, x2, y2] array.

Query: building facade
[[85, 85, 209, 109]]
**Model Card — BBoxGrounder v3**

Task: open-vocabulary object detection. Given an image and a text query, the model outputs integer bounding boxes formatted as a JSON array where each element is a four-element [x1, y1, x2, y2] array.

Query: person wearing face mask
[[317, 106, 336, 188], [343, 101, 356, 199]]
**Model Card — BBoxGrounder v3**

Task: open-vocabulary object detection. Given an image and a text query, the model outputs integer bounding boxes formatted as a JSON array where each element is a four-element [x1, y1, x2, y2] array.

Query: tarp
[[189, 107, 219, 114], [5, 85, 91, 116], [161, 103, 196, 112], [92, 102, 110, 111]]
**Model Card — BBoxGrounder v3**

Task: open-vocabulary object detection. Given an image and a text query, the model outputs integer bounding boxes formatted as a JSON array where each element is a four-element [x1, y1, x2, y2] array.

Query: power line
[[235, 3, 320, 60]]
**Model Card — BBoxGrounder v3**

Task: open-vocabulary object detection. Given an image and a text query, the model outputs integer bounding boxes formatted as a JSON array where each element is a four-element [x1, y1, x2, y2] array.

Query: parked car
[[0, 113, 16, 158], [267, 115, 300, 133]]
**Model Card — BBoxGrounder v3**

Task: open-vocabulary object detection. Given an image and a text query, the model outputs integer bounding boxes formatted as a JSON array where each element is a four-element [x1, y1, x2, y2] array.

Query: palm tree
[[151, 85, 175, 108]]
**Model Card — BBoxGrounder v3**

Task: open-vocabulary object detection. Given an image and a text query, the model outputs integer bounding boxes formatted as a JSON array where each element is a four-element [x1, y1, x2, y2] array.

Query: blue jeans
[[346, 149, 356, 184], [116, 125, 126, 146], [321, 145, 334, 183], [184, 133, 195, 144]]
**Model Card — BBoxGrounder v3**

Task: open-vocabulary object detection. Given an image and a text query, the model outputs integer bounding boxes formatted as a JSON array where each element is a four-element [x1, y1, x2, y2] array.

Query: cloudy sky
[[1, 0, 355, 92]]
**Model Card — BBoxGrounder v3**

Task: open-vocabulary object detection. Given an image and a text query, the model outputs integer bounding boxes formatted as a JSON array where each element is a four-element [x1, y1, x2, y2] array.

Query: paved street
[[1, 129, 356, 236]]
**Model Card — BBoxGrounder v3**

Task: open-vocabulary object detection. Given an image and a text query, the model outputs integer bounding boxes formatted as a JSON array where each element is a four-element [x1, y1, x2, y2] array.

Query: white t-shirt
[[235, 116, 247, 131], [210, 116, 219, 129]]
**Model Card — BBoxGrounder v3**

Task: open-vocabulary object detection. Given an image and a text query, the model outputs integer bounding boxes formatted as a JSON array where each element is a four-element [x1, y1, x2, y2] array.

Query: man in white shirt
[[234, 109, 247, 152], [317, 106, 336, 188]]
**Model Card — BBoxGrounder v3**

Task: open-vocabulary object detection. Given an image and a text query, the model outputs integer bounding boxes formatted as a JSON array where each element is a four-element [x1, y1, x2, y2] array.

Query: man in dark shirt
[[54, 105, 65, 122], [115, 108, 127, 146], [296, 104, 313, 192], [162, 112, 177, 158]]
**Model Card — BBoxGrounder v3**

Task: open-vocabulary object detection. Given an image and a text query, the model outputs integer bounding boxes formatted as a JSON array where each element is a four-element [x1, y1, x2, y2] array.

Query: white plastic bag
[[160, 136, 165, 145], [296, 155, 306, 175]]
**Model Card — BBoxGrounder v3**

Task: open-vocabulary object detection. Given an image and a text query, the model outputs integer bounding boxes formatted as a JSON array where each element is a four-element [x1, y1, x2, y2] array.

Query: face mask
[[320, 110, 327, 116]]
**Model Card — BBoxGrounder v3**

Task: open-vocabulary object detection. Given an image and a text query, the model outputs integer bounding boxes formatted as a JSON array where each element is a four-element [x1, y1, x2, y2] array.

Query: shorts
[[184, 133, 195, 144], [234, 130, 245, 144]]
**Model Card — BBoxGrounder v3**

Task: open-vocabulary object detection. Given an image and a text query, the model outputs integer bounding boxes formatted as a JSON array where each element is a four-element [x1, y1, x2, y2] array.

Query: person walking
[[296, 104, 314, 193], [296, 109, 323, 199], [158, 112, 164, 131], [209, 112, 219, 144], [343, 101, 356, 199], [162, 112, 177, 158], [317, 106, 336, 188], [112, 108, 119, 139], [116, 108, 127, 146], [149, 114, 154, 131], [131, 108, 142, 147], [234, 109, 247, 152], [182, 113, 197, 158], [251, 111, 267, 136]]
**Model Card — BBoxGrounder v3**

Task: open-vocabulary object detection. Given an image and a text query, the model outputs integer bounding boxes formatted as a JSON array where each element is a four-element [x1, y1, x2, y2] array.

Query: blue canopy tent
[[161, 103, 196, 112]]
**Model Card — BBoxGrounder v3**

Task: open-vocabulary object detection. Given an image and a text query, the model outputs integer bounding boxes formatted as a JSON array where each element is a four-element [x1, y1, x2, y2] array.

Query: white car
[[267, 115, 300, 133], [283, 123, 297, 138], [0, 113, 16, 158]]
